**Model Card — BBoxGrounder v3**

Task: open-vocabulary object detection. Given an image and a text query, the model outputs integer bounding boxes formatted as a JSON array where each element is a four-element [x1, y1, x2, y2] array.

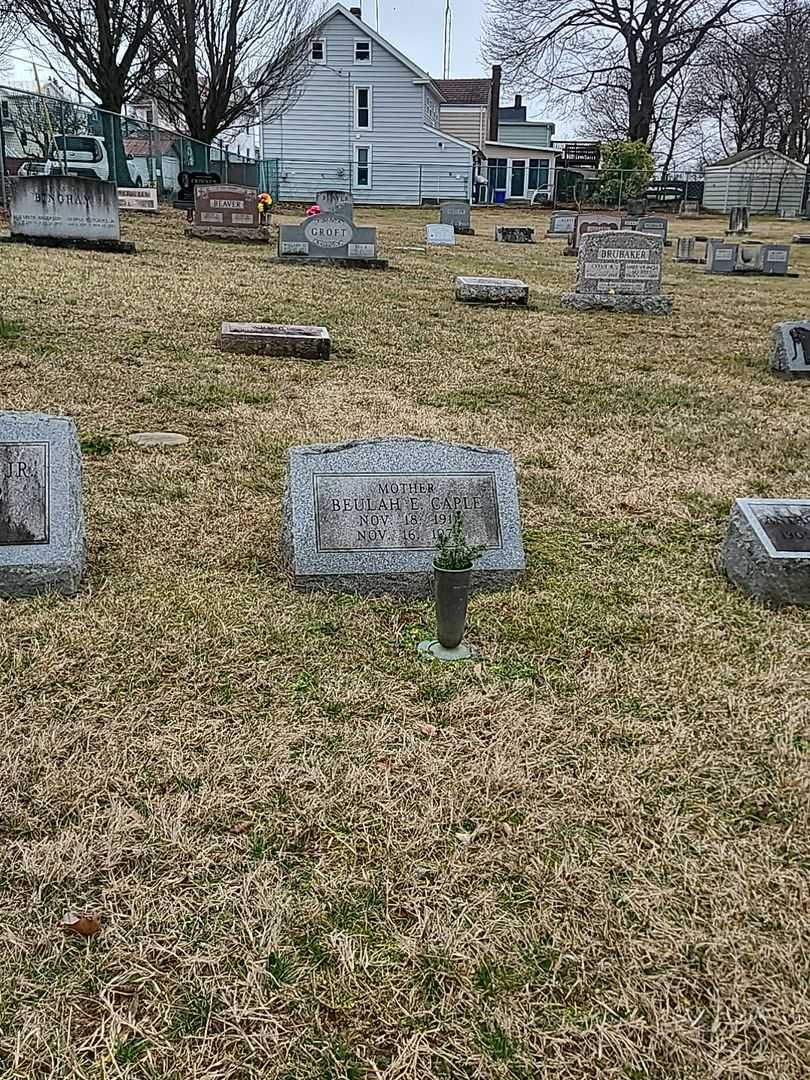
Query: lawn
[[0, 204, 808, 1079]]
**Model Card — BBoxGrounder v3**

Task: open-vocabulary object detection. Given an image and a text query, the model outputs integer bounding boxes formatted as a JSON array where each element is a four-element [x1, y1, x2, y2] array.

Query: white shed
[[703, 148, 807, 215]]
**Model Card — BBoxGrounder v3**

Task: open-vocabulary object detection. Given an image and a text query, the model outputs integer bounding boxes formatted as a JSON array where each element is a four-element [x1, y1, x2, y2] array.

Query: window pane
[[355, 41, 370, 61], [311, 40, 324, 60]]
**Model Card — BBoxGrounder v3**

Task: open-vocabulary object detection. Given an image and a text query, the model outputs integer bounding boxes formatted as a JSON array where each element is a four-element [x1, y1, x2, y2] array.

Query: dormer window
[[310, 38, 326, 63], [354, 40, 371, 64]]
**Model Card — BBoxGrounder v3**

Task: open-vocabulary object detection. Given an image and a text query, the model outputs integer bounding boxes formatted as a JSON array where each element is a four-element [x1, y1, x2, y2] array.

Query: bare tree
[[484, 0, 754, 143], [146, 0, 320, 164], [11, 0, 161, 183], [0, 3, 20, 78]]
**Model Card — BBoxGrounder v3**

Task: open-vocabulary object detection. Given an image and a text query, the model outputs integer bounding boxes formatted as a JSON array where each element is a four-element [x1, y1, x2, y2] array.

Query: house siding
[[702, 152, 806, 213], [439, 106, 487, 148], [260, 8, 474, 205], [497, 122, 552, 149]]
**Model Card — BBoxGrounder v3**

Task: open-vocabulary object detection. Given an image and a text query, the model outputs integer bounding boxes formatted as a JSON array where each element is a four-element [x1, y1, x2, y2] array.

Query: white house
[[258, 3, 475, 205], [703, 148, 807, 216]]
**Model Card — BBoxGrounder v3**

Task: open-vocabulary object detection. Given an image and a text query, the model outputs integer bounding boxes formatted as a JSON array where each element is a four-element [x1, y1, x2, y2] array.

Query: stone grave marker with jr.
[[495, 226, 535, 244], [219, 322, 331, 361], [561, 230, 671, 315], [273, 210, 387, 269], [282, 437, 525, 597], [0, 411, 84, 598], [117, 187, 159, 213], [567, 211, 623, 254], [720, 498, 810, 607], [440, 201, 474, 235], [455, 276, 529, 305], [426, 223, 456, 246], [770, 321, 810, 379], [706, 239, 739, 273], [7, 175, 133, 254], [315, 190, 354, 220], [546, 210, 577, 238], [187, 184, 268, 243]]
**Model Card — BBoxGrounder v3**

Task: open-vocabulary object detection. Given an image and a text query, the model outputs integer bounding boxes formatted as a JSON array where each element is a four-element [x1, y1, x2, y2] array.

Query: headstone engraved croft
[[282, 437, 525, 596], [274, 211, 387, 269], [770, 321, 810, 379], [0, 412, 84, 598], [187, 184, 268, 242], [455, 276, 529, 305], [440, 201, 474, 234], [219, 322, 331, 361], [8, 176, 133, 254], [561, 230, 672, 315], [720, 498, 810, 607]]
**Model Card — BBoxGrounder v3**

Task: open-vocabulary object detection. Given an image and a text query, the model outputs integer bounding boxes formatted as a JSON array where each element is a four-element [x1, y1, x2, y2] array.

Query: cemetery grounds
[[0, 205, 808, 1079]]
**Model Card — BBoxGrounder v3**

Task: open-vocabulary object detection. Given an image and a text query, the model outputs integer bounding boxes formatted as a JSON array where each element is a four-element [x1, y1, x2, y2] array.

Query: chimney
[[514, 94, 522, 108], [488, 64, 501, 143], [349, 5, 362, 16]]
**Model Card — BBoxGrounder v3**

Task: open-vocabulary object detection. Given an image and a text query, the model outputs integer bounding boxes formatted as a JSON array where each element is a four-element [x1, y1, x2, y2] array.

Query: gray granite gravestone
[[770, 321, 810, 379], [546, 210, 577, 238], [674, 236, 699, 262], [727, 206, 751, 235], [680, 200, 701, 217], [455, 276, 529, 304], [8, 175, 133, 254], [426, 224, 455, 246], [561, 230, 671, 315], [219, 322, 331, 361], [273, 212, 387, 269], [495, 226, 535, 244], [282, 437, 525, 596], [568, 211, 623, 254], [758, 244, 791, 275], [0, 412, 84, 597], [720, 498, 810, 607], [637, 216, 669, 244], [315, 190, 354, 220], [706, 239, 739, 273], [780, 208, 798, 219], [440, 201, 473, 234]]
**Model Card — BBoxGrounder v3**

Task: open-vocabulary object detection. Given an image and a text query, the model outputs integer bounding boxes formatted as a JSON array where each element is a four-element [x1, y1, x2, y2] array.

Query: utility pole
[[443, 1, 452, 79]]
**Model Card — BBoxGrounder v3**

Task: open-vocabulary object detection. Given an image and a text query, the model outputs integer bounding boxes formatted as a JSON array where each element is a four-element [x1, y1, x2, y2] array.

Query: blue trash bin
[[494, 191, 506, 204]]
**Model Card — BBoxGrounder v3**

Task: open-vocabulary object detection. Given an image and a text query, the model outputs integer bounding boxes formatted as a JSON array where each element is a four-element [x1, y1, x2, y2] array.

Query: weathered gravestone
[[546, 210, 577, 238], [561, 230, 671, 315], [780, 208, 798, 219], [7, 175, 133, 254], [637, 216, 669, 244], [117, 187, 158, 213], [495, 226, 535, 244], [440, 201, 474, 235], [567, 211, 623, 254], [315, 190, 354, 220], [706, 238, 739, 273], [625, 197, 648, 217], [282, 437, 525, 596], [0, 411, 84, 598], [770, 321, 810, 379], [455, 276, 529, 305], [720, 498, 810, 607], [727, 206, 751, 235], [187, 184, 268, 243], [273, 211, 387, 269], [674, 236, 700, 263], [680, 200, 701, 217], [758, 244, 791, 275], [426, 223, 455, 246], [219, 322, 331, 361]]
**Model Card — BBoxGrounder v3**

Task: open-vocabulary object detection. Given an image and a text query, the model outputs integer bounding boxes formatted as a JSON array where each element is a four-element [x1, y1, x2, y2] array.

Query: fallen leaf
[[417, 722, 438, 738], [62, 911, 102, 937], [230, 821, 252, 835]]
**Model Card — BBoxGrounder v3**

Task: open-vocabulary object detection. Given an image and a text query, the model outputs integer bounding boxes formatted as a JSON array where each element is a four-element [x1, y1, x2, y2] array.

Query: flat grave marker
[[455, 276, 529, 305], [495, 226, 534, 244], [282, 437, 525, 596], [546, 210, 577, 238], [720, 498, 810, 607], [561, 230, 671, 315], [220, 322, 331, 361], [118, 187, 158, 213], [0, 411, 84, 598]]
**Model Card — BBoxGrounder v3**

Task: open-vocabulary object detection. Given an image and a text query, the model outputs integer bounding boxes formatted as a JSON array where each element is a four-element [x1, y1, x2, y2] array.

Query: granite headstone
[[8, 175, 133, 253], [315, 190, 354, 220], [495, 226, 535, 244], [187, 184, 267, 242], [706, 238, 739, 273], [546, 210, 577, 238], [117, 187, 158, 213], [219, 322, 331, 361], [770, 321, 810, 379], [0, 411, 84, 597], [637, 216, 669, 244], [426, 223, 455, 246], [274, 211, 387, 269], [720, 498, 810, 607], [455, 276, 529, 304], [440, 201, 473, 235], [282, 437, 525, 596], [568, 211, 623, 253], [561, 230, 671, 315]]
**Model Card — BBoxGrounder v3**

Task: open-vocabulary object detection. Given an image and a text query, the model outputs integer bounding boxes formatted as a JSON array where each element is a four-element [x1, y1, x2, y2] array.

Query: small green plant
[[433, 511, 485, 570], [0, 317, 23, 341], [80, 433, 116, 457]]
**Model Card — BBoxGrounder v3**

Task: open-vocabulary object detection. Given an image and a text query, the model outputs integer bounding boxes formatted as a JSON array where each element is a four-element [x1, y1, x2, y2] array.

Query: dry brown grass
[[0, 204, 809, 1079]]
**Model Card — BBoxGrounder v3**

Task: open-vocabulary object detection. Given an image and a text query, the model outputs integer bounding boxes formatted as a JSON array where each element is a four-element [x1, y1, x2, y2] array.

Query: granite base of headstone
[[281, 436, 525, 597], [560, 230, 672, 315], [6, 175, 134, 254], [440, 201, 474, 235], [272, 211, 388, 269], [0, 411, 84, 598], [219, 322, 331, 361], [495, 226, 535, 244], [770, 321, 810, 379], [455, 276, 529, 305], [186, 184, 268, 243], [720, 498, 810, 607]]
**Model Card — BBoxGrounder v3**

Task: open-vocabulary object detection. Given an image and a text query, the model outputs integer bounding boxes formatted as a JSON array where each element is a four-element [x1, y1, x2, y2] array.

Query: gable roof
[[711, 147, 806, 169], [434, 78, 491, 106]]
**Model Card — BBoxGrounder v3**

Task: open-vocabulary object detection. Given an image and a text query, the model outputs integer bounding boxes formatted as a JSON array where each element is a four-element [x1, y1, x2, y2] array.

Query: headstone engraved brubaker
[[315, 190, 354, 220], [219, 322, 331, 361], [117, 187, 159, 213], [546, 210, 577, 238], [561, 230, 672, 315], [0, 411, 84, 598], [273, 210, 388, 269], [720, 498, 810, 607], [770, 321, 810, 379], [566, 211, 623, 255], [282, 437, 525, 596], [455, 276, 529, 305], [186, 184, 268, 243], [440, 201, 474, 235], [426, 223, 455, 246], [7, 175, 134, 254]]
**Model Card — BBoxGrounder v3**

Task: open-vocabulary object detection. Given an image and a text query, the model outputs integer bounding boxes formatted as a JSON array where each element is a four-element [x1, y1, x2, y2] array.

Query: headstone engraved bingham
[[720, 498, 810, 607], [561, 230, 672, 315], [0, 412, 84, 598], [282, 437, 525, 596], [440, 201, 474, 235], [273, 211, 387, 269], [187, 184, 268, 243], [770, 321, 810, 379], [7, 175, 134, 254]]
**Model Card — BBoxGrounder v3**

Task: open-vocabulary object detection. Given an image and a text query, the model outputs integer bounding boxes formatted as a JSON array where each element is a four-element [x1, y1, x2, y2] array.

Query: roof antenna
[[375, 0, 380, 29], [443, 0, 452, 79]]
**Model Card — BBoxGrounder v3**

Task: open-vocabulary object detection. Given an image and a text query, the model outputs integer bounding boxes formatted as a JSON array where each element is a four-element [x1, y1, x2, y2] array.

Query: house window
[[355, 145, 371, 188], [354, 40, 371, 64], [354, 86, 372, 129], [488, 158, 507, 191], [1, 100, 9, 122], [528, 158, 549, 191], [310, 38, 326, 63]]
